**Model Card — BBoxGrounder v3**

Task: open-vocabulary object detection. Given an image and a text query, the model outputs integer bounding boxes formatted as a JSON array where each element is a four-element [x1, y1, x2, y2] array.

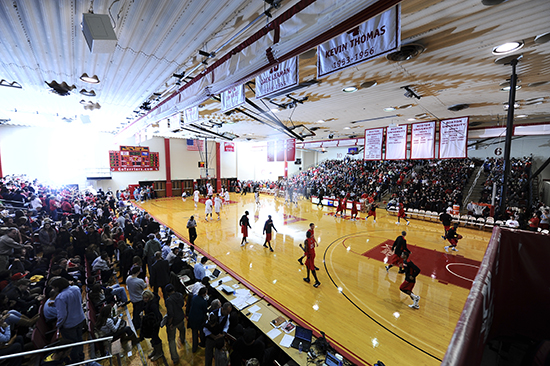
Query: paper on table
[[232, 284, 240, 289], [248, 304, 261, 313], [230, 297, 247, 310], [279, 334, 294, 348], [250, 312, 262, 322], [266, 328, 282, 340], [219, 276, 232, 283], [235, 289, 250, 296]]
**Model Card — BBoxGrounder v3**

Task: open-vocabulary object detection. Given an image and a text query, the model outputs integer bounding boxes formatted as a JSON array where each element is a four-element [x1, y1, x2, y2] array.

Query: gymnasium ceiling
[[0, 0, 549, 143]]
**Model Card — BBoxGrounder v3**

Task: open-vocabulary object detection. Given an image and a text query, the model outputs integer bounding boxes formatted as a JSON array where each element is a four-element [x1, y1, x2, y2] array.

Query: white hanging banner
[[439, 117, 469, 159], [385, 125, 407, 160], [363, 128, 384, 160], [183, 105, 199, 124], [411, 121, 436, 159], [317, 5, 400, 78], [221, 84, 246, 113], [255, 57, 299, 99]]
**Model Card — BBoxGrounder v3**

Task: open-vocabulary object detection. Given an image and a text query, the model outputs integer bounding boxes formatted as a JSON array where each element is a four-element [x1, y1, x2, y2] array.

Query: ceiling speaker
[[82, 13, 118, 53]]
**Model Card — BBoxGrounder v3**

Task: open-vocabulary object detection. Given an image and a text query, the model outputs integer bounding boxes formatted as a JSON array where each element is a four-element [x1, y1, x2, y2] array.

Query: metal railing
[[0, 336, 114, 366], [463, 166, 483, 206]]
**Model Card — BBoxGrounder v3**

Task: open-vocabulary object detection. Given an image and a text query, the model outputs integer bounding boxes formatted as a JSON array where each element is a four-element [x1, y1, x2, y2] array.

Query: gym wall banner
[[385, 125, 407, 160], [363, 128, 384, 160], [439, 117, 469, 159], [255, 57, 299, 99], [183, 105, 199, 124], [221, 84, 246, 113], [411, 121, 436, 160], [317, 5, 400, 78]]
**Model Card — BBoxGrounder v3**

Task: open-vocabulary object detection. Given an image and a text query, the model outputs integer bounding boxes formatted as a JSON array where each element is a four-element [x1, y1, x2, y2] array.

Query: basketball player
[[399, 251, 421, 309], [204, 196, 213, 221], [385, 231, 409, 273], [439, 210, 452, 240], [255, 189, 260, 206], [193, 188, 200, 208], [335, 197, 344, 217], [396, 202, 410, 225], [214, 194, 223, 220], [298, 223, 318, 270], [350, 199, 359, 221], [365, 203, 378, 223], [262, 215, 277, 252], [444, 223, 462, 252], [239, 211, 251, 246], [301, 230, 320, 288]]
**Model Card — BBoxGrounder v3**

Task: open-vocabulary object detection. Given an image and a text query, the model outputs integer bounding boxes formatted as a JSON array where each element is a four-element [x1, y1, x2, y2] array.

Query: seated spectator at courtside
[[194, 256, 208, 281]]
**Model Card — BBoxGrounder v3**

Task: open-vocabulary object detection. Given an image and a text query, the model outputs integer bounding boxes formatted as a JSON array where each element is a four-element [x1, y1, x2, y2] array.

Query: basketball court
[[136, 192, 491, 365]]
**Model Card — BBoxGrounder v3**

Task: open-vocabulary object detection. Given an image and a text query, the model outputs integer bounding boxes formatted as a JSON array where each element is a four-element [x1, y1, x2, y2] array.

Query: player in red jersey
[[365, 203, 378, 223], [350, 199, 359, 221], [385, 231, 409, 273], [396, 202, 410, 225], [298, 223, 317, 269], [444, 223, 462, 252], [399, 251, 421, 309], [301, 230, 320, 288], [335, 197, 344, 217]]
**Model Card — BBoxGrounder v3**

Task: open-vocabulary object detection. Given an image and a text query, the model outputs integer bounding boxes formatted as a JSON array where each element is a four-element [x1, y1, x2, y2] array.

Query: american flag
[[186, 139, 204, 151]]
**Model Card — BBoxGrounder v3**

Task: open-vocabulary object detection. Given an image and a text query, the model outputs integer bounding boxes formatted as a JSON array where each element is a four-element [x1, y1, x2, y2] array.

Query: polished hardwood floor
[[136, 193, 491, 366]]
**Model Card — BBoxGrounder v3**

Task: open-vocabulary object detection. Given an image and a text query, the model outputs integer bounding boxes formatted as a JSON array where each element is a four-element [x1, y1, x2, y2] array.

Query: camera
[[328, 134, 334, 139]]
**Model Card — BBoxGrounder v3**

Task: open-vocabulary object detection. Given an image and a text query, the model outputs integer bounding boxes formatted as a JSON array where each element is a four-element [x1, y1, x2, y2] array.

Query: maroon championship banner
[[317, 5, 400, 77], [384, 125, 407, 160], [285, 139, 296, 161], [411, 121, 435, 159], [439, 117, 469, 159], [109, 146, 159, 172], [442, 228, 550, 366], [363, 128, 384, 160]]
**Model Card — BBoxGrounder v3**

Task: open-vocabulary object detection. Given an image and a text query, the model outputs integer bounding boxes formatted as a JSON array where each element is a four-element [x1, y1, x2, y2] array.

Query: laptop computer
[[290, 326, 312, 352], [324, 352, 340, 366], [209, 268, 221, 280]]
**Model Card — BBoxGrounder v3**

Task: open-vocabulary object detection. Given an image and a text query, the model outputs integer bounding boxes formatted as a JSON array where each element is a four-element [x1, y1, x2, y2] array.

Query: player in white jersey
[[193, 189, 200, 208], [214, 194, 223, 220], [204, 196, 213, 221], [224, 190, 230, 204]]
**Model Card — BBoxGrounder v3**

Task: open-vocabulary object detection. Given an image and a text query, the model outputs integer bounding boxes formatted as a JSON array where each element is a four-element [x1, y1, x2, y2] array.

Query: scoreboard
[[109, 146, 159, 172]]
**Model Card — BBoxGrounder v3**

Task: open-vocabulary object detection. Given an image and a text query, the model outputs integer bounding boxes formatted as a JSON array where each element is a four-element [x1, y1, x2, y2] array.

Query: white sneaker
[[240, 242, 245, 247], [444, 246, 449, 252], [409, 304, 419, 309], [374, 220, 376, 223], [395, 222, 400, 225], [451, 247, 458, 252], [414, 295, 420, 302], [407, 221, 410, 225]]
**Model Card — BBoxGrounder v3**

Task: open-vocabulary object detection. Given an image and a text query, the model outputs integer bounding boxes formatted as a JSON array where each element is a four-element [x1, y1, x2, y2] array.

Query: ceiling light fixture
[[398, 104, 413, 109], [79, 89, 96, 97], [492, 41, 524, 55], [80, 73, 100, 84], [407, 118, 417, 122], [317, 119, 325, 123], [534, 31, 550, 44], [527, 81, 549, 87], [343, 127, 350, 130], [360, 81, 377, 89], [516, 114, 528, 118], [481, 0, 508, 5], [524, 97, 545, 104], [0, 79, 22, 89], [384, 107, 396, 112], [342, 86, 358, 93], [500, 85, 521, 91]]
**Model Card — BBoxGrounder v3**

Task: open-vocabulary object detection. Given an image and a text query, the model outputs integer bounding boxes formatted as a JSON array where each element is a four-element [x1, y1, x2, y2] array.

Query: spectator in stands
[[43, 288, 58, 322], [194, 256, 208, 281], [540, 209, 549, 230], [96, 304, 134, 342], [2, 278, 43, 316], [141, 290, 164, 361], [164, 284, 186, 364], [101, 225, 115, 260], [528, 211, 541, 232], [0, 228, 32, 271], [127, 267, 146, 330], [52, 277, 86, 363], [165, 247, 179, 265], [91, 252, 113, 283], [0, 312, 25, 366], [143, 234, 161, 273], [118, 243, 134, 283], [170, 251, 194, 279], [150, 252, 170, 300], [188, 287, 208, 353]]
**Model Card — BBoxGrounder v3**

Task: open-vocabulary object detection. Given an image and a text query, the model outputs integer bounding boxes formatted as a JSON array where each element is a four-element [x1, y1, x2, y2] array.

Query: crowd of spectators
[[0, 175, 289, 366], [479, 157, 532, 207]]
